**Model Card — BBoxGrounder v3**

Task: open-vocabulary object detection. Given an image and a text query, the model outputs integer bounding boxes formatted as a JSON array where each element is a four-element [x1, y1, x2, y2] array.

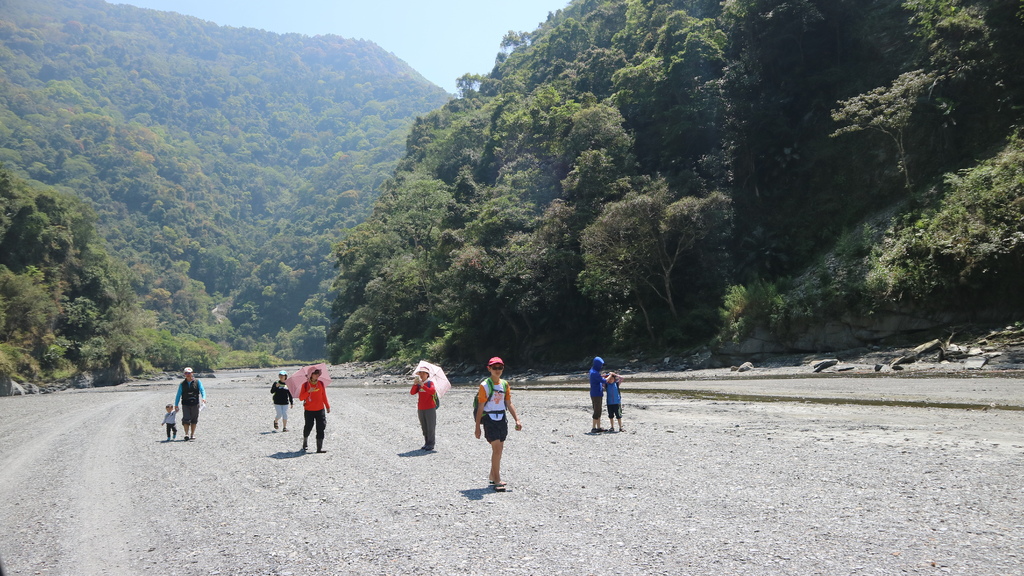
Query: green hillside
[[329, 0, 1024, 365], [1, 166, 142, 380], [0, 0, 449, 361]]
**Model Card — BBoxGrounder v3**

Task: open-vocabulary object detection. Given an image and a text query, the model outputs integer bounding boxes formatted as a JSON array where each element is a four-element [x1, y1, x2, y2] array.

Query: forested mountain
[[1, 167, 141, 380], [330, 0, 1024, 365], [0, 0, 449, 361]]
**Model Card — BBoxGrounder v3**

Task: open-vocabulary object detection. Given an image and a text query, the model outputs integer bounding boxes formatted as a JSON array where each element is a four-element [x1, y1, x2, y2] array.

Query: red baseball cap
[[487, 357, 504, 367]]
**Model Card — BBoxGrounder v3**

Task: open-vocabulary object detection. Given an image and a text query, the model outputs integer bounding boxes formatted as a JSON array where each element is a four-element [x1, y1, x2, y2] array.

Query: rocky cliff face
[[711, 310, 1019, 368]]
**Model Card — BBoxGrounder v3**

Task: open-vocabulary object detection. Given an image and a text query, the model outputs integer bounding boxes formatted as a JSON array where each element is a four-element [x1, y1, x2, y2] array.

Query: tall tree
[[832, 70, 936, 192], [581, 181, 731, 339]]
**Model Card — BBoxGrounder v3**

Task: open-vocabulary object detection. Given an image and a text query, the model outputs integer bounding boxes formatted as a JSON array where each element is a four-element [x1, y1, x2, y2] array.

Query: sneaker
[[274, 421, 279, 430], [590, 428, 599, 433]]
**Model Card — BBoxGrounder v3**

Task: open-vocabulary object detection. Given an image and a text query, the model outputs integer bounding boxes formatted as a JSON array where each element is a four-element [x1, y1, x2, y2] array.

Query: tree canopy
[[329, 0, 1024, 365], [0, 167, 143, 379]]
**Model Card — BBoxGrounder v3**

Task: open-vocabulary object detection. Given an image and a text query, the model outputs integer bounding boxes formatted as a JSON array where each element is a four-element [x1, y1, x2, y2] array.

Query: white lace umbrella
[[413, 361, 451, 397]]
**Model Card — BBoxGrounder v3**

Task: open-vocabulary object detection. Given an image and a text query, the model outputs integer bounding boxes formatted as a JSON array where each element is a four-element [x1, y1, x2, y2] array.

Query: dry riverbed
[[1, 366, 1022, 575]]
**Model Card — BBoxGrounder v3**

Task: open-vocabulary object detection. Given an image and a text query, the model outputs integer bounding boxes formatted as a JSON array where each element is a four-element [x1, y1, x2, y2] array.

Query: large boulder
[[812, 359, 839, 373], [70, 372, 95, 389], [0, 374, 32, 396], [69, 364, 130, 389]]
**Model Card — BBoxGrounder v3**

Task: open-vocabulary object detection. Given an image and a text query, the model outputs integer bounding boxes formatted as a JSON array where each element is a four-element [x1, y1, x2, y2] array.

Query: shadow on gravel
[[268, 450, 306, 459], [459, 487, 493, 501], [397, 449, 434, 457]]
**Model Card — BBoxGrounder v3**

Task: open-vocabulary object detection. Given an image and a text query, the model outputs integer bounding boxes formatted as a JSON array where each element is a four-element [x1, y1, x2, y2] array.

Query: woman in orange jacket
[[299, 368, 330, 453]]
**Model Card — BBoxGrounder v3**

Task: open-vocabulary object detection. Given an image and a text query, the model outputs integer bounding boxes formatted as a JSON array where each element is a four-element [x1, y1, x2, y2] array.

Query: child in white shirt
[[162, 404, 178, 441]]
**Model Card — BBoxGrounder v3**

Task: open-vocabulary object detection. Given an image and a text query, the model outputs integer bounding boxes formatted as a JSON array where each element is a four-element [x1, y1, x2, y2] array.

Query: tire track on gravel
[[1, 390, 159, 575], [0, 396, 102, 492], [0, 395, 109, 576], [53, 389, 160, 576]]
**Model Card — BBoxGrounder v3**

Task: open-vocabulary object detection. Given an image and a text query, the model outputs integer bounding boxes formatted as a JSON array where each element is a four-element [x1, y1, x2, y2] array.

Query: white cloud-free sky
[[116, 0, 570, 93]]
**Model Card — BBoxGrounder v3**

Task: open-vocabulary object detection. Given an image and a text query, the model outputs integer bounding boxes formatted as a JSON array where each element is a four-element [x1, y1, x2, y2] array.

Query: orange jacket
[[299, 379, 330, 411]]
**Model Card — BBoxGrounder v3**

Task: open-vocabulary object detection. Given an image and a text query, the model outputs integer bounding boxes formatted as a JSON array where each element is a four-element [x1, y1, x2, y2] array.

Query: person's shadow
[[459, 487, 492, 501], [397, 449, 434, 458], [268, 450, 306, 459]]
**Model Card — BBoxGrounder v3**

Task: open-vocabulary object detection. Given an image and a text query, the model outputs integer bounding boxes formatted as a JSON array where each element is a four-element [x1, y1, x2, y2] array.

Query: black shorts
[[481, 413, 508, 442], [608, 403, 622, 419], [180, 403, 200, 425]]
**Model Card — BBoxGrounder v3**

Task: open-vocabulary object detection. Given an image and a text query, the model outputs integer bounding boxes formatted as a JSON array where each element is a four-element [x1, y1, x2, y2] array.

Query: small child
[[605, 373, 624, 432], [162, 404, 178, 441]]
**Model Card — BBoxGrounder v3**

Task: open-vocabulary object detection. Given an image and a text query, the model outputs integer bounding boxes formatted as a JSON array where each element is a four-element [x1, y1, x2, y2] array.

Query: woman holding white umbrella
[[410, 361, 450, 451]]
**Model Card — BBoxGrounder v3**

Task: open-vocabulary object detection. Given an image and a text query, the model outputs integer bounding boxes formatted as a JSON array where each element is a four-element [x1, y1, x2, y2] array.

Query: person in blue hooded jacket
[[588, 357, 617, 433]]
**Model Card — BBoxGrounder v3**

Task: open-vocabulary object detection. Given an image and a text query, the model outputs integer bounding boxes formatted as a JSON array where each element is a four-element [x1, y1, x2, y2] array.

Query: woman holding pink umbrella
[[291, 365, 330, 453]]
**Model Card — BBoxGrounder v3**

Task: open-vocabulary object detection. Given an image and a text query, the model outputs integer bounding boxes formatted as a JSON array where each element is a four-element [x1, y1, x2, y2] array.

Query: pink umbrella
[[414, 361, 451, 397], [285, 363, 330, 397]]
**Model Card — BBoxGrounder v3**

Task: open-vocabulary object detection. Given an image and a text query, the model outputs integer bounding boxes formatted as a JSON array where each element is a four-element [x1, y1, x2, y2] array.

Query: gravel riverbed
[[1, 367, 1022, 576]]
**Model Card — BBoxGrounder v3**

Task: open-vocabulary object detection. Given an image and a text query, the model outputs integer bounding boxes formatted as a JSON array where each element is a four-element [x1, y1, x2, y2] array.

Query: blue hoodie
[[589, 357, 605, 397]]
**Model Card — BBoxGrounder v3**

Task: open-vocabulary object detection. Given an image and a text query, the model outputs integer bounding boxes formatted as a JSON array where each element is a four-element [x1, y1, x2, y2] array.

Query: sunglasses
[[488, 364, 504, 370]]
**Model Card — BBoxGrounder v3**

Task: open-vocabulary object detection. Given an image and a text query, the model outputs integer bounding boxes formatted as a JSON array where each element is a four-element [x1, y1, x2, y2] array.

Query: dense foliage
[[330, 0, 1024, 364], [0, 0, 449, 360], [0, 167, 144, 379]]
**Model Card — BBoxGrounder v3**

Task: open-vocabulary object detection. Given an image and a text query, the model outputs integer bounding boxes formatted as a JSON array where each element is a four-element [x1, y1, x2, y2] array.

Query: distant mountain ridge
[[0, 0, 450, 359]]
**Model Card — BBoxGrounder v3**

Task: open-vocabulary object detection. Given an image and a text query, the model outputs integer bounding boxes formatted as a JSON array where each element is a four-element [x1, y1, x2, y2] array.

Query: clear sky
[[115, 0, 570, 93]]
